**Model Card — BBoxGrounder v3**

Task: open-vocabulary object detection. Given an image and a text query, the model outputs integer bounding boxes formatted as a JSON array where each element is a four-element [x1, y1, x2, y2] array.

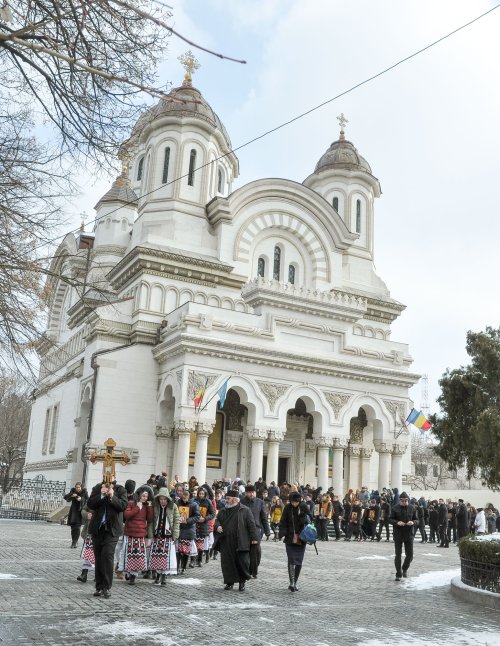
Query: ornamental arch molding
[[275, 384, 333, 432], [234, 211, 330, 283], [340, 394, 392, 440]]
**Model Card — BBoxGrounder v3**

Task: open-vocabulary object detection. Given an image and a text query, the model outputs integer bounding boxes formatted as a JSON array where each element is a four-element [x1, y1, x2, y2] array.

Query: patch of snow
[[0, 573, 17, 579], [259, 617, 274, 623], [472, 533, 500, 542], [74, 619, 175, 644], [355, 555, 389, 560], [358, 629, 500, 645], [423, 553, 442, 557], [170, 577, 202, 586], [402, 568, 460, 590]]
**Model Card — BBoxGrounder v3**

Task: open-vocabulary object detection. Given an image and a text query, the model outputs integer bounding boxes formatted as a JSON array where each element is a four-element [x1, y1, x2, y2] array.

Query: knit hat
[[399, 491, 409, 499], [288, 492, 301, 502], [124, 479, 136, 495]]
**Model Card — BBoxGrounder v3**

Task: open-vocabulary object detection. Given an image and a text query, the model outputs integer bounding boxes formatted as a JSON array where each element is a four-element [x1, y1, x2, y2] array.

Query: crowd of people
[[63, 473, 500, 596]]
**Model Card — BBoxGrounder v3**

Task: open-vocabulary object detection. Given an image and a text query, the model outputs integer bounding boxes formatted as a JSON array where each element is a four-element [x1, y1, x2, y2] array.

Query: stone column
[[155, 426, 173, 474], [360, 448, 373, 488], [315, 437, 333, 491], [304, 439, 317, 486], [347, 446, 361, 490], [391, 443, 407, 492], [174, 421, 194, 482], [193, 422, 214, 485], [247, 428, 268, 483], [225, 431, 242, 478], [331, 437, 348, 495], [266, 430, 285, 485], [374, 440, 392, 491]]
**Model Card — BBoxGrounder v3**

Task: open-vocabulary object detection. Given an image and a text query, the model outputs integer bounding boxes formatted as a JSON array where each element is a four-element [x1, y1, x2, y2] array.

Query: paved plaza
[[0, 520, 499, 645]]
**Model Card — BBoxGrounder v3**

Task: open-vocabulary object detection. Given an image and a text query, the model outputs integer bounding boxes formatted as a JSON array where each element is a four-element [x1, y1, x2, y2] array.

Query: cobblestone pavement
[[1, 520, 499, 645]]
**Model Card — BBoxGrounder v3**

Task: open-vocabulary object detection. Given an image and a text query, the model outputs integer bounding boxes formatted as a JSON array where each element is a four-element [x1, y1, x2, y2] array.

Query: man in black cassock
[[214, 489, 258, 591]]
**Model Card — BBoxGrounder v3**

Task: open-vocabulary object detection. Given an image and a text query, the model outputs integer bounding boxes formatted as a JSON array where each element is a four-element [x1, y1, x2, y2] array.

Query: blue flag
[[217, 378, 230, 408]]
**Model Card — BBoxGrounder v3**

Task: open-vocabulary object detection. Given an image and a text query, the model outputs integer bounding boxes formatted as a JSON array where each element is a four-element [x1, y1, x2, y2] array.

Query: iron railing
[[0, 475, 66, 520], [460, 557, 500, 594]]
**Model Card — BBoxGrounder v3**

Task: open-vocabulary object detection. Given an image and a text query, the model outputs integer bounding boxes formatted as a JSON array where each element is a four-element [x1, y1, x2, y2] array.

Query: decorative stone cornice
[[175, 419, 196, 434], [247, 428, 269, 442], [256, 381, 290, 412], [155, 426, 174, 439], [225, 431, 243, 446], [195, 421, 215, 436], [347, 446, 362, 458], [392, 443, 408, 456], [331, 437, 349, 450], [242, 277, 367, 323], [34, 359, 84, 398], [267, 430, 286, 443], [24, 457, 69, 472], [360, 448, 373, 460], [313, 436, 334, 448], [373, 440, 392, 454], [322, 391, 352, 419]]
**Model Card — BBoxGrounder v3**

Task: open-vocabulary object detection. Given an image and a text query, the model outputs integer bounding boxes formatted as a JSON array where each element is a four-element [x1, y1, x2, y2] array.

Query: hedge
[[458, 535, 500, 565]]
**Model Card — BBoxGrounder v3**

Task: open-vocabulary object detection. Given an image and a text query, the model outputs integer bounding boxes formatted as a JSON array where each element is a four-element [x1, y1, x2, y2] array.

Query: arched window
[[356, 199, 361, 233], [332, 196, 339, 212], [188, 149, 196, 186], [137, 157, 144, 181], [273, 246, 281, 280], [162, 147, 170, 184], [257, 257, 265, 278], [217, 168, 223, 193], [288, 264, 296, 285]]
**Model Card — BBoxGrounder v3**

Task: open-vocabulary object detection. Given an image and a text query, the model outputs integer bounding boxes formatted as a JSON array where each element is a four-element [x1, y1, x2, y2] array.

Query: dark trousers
[[366, 520, 377, 539], [70, 525, 80, 544], [439, 525, 449, 546], [394, 539, 413, 575], [429, 526, 437, 542], [92, 531, 119, 591], [377, 519, 390, 540], [249, 542, 261, 577], [447, 524, 457, 543], [457, 527, 468, 540], [317, 519, 329, 541], [332, 517, 341, 539], [418, 523, 427, 541]]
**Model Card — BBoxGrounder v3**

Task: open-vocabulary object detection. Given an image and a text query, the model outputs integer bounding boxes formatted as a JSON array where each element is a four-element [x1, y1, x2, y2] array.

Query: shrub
[[458, 535, 500, 565]]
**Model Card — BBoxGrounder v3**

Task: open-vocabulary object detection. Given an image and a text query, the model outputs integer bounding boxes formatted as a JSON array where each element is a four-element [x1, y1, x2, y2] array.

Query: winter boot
[[181, 553, 189, 574], [189, 556, 196, 569], [128, 574, 136, 586], [70, 526, 80, 548], [205, 550, 210, 564], [153, 572, 161, 585], [196, 552, 203, 567], [77, 569, 88, 583], [293, 565, 302, 592], [161, 574, 167, 586], [287, 564, 295, 592]]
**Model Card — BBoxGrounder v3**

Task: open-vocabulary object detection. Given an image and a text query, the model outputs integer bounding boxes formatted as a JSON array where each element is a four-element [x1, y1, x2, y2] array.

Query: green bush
[[458, 535, 500, 565]]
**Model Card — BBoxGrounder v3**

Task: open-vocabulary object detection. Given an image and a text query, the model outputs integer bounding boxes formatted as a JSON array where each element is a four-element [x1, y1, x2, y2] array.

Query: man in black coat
[[376, 495, 391, 542], [437, 498, 449, 548], [240, 484, 270, 578], [331, 495, 344, 540], [389, 491, 418, 581], [456, 499, 469, 540], [64, 482, 88, 548], [87, 481, 128, 598]]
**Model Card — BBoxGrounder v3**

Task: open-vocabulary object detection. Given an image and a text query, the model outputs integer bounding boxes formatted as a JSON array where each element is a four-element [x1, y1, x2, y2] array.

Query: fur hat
[[245, 484, 256, 492], [288, 491, 301, 502], [226, 489, 240, 499], [135, 484, 154, 502]]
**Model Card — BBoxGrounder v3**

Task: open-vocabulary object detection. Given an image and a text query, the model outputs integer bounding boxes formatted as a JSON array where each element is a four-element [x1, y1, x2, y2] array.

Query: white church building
[[25, 60, 419, 493]]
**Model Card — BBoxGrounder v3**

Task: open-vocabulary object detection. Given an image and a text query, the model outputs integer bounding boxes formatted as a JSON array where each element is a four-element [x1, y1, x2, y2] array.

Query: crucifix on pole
[[88, 438, 130, 484]]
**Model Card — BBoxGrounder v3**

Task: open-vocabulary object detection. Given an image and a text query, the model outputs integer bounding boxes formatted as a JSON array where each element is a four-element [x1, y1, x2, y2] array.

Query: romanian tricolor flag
[[193, 379, 208, 412], [406, 408, 432, 431]]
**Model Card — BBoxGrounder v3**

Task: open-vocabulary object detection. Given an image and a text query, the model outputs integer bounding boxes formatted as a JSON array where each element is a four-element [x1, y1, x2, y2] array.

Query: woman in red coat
[[123, 487, 153, 585]]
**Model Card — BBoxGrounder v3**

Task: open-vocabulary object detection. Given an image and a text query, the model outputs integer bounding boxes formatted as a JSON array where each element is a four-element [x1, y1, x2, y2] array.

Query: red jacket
[[124, 500, 153, 537]]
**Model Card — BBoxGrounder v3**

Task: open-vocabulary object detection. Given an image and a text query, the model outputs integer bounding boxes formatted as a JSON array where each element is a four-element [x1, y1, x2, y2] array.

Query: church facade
[[24, 62, 419, 493]]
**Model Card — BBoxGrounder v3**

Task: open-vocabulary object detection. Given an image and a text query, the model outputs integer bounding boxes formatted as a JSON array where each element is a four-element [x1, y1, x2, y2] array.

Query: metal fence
[[0, 475, 66, 521], [461, 557, 500, 594]]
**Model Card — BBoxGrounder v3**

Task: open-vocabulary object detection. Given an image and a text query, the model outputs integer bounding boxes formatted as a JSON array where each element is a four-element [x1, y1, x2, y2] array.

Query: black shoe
[[70, 542, 77, 549], [161, 574, 167, 586], [153, 573, 161, 585], [395, 575, 401, 582], [224, 584, 234, 590], [77, 569, 88, 583], [402, 570, 408, 578], [93, 589, 103, 597], [128, 575, 136, 585], [102, 589, 111, 599], [213, 554, 218, 560], [251, 574, 257, 579], [205, 551, 210, 564], [238, 582, 246, 592]]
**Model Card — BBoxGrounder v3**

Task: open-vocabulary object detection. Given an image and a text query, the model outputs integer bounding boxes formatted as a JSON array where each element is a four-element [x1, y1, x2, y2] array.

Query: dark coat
[[456, 503, 469, 531], [64, 487, 88, 526], [389, 503, 419, 542], [214, 503, 259, 551], [240, 496, 271, 537], [195, 498, 215, 537], [438, 503, 448, 527], [278, 502, 310, 544], [176, 498, 200, 541], [87, 483, 128, 537], [429, 508, 439, 530]]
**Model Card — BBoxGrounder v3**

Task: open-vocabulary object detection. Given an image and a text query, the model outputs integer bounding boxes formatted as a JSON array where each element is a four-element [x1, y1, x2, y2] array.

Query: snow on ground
[[170, 577, 202, 586], [423, 553, 442, 557], [358, 628, 500, 645], [0, 574, 17, 579], [73, 619, 176, 645], [472, 533, 500, 542], [355, 555, 389, 560], [402, 568, 460, 590]]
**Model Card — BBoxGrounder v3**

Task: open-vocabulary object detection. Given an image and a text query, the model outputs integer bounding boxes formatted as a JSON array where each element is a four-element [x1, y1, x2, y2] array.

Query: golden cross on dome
[[178, 50, 200, 85], [337, 112, 349, 135]]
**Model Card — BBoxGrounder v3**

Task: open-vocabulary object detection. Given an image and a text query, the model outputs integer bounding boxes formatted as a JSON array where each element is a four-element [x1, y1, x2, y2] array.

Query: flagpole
[[199, 376, 230, 413]]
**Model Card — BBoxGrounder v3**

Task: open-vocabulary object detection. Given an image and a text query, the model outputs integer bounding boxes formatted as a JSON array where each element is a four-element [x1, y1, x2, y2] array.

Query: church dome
[[314, 136, 372, 175]]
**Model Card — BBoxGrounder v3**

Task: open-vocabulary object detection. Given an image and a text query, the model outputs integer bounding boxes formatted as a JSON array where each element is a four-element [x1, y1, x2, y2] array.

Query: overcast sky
[[69, 0, 500, 413]]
